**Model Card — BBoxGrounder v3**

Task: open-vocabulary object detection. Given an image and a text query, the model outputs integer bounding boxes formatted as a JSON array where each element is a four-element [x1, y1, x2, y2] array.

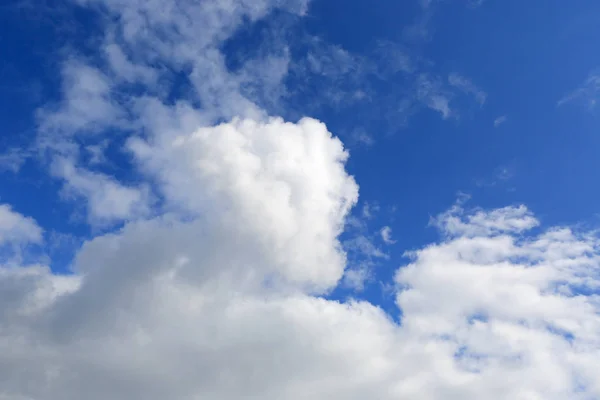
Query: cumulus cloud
[[397, 206, 600, 398], [2, 192, 600, 398], [32, 0, 313, 227], [431, 202, 539, 238], [2, 0, 600, 399], [129, 117, 358, 292]]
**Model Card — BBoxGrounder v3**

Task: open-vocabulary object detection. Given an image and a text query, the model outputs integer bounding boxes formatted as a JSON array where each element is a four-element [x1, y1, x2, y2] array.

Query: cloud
[[31, 0, 313, 229], [380, 226, 396, 244], [493, 115, 507, 127], [37, 60, 125, 141], [415, 73, 485, 120], [103, 42, 158, 84], [342, 264, 372, 291], [431, 202, 539, 238], [467, 0, 486, 8], [0, 204, 43, 266], [396, 205, 600, 398], [3, 0, 600, 398], [494, 165, 515, 181], [0, 148, 29, 173], [342, 202, 390, 290], [129, 117, 358, 292], [416, 74, 453, 119], [348, 128, 375, 147], [0, 204, 42, 246], [558, 71, 600, 109], [2, 192, 600, 398], [448, 73, 487, 107], [361, 202, 380, 220], [474, 164, 516, 189], [51, 156, 152, 226], [344, 235, 388, 260]]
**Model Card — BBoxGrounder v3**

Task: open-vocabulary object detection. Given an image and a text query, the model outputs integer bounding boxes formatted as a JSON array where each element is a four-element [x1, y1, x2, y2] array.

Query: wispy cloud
[[448, 72, 487, 106], [493, 115, 508, 127], [415, 73, 486, 119], [474, 164, 516, 188], [467, 0, 486, 8], [380, 226, 396, 244], [0, 148, 29, 173], [416, 74, 453, 119], [558, 70, 600, 109]]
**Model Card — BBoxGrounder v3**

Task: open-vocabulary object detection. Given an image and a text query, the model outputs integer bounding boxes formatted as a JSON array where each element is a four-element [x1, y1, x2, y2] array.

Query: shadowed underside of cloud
[[1, 0, 600, 399], [2, 180, 600, 399]]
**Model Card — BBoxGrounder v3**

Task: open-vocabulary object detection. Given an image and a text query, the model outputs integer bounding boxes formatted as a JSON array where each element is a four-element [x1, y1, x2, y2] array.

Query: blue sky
[[3, 1, 600, 240], [1, 0, 600, 398]]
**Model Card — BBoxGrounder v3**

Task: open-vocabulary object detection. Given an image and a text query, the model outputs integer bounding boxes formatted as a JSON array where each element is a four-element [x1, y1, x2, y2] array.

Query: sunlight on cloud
[[1, 0, 599, 399], [1, 192, 600, 399], [0, 205, 42, 246]]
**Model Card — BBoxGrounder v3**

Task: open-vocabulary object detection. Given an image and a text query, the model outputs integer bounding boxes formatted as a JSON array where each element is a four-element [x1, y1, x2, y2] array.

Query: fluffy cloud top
[[1, 0, 599, 399]]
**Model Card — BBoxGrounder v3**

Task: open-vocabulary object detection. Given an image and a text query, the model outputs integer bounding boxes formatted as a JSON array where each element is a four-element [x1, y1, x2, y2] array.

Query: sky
[[1, 0, 600, 398]]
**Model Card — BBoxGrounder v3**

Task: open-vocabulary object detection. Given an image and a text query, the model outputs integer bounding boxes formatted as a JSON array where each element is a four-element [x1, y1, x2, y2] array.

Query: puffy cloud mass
[[2, 0, 600, 399], [2, 120, 600, 398], [0, 205, 42, 247]]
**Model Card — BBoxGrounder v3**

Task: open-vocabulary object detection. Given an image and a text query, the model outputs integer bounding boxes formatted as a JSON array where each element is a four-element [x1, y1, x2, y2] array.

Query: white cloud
[[428, 94, 452, 119], [396, 205, 600, 398], [342, 264, 372, 291], [1, 186, 600, 398], [30, 0, 321, 233], [474, 165, 516, 189], [37, 60, 125, 140], [349, 128, 375, 147], [52, 156, 151, 226], [558, 71, 600, 109], [361, 202, 380, 220], [417, 74, 453, 119], [448, 73, 487, 106], [103, 42, 158, 84], [344, 235, 388, 260], [0, 204, 43, 267], [0, 204, 42, 246], [431, 202, 539, 238], [380, 226, 396, 244], [467, 0, 486, 8], [0, 148, 29, 173], [4, 0, 600, 398], [494, 115, 507, 127], [415, 73, 485, 120]]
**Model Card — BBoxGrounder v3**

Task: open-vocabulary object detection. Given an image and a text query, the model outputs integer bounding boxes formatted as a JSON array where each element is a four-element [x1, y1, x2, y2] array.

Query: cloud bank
[[1, 0, 599, 399], [2, 193, 600, 399]]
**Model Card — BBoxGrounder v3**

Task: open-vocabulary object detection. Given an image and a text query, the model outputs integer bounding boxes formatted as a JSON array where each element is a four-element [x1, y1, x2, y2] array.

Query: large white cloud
[[3, 0, 600, 398], [2, 124, 600, 398]]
